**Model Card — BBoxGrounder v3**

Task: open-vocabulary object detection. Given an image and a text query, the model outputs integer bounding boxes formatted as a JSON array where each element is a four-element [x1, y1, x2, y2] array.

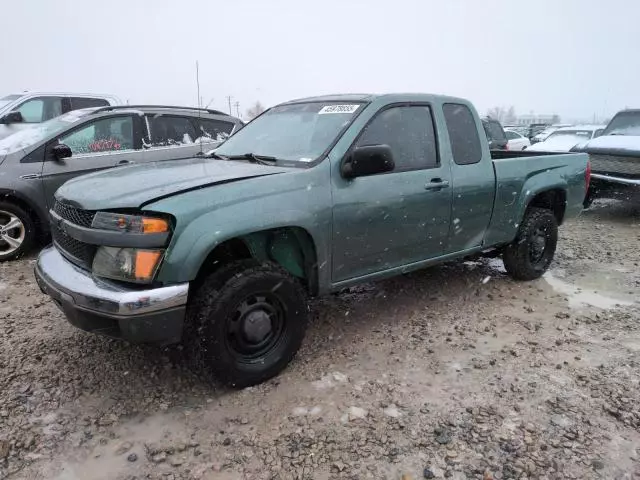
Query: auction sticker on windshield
[[318, 104, 359, 114]]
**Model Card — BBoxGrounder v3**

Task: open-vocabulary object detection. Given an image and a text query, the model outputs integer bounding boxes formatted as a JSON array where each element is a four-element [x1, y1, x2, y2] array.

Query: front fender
[[148, 163, 333, 289]]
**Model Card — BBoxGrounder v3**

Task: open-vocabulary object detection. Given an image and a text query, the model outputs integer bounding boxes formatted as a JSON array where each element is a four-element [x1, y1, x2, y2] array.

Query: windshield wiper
[[203, 151, 230, 160], [226, 153, 278, 166]]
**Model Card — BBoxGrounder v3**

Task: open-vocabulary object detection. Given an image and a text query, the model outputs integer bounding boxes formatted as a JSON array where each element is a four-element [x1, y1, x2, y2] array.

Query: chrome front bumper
[[35, 246, 189, 344]]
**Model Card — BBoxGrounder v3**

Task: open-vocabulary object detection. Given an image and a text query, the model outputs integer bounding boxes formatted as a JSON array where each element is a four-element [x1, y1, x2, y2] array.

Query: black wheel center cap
[[243, 310, 272, 343]]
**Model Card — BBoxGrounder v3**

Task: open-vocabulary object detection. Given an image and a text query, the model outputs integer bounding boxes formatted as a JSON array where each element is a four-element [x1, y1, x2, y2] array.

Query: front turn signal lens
[[92, 247, 164, 283], [92, 212, 170, 234], [142, 218, 169, 234]]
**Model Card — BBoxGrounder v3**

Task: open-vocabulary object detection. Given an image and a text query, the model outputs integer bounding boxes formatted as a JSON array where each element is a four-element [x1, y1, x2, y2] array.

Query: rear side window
[[484, 121, 506, 143], [70, 97, 110, 110], [193, 118, 235, 143], [356, 105, 438, 171], [147, 115, 198, 146], [505, 130, 519, 140], [443, 103, 482, 165]]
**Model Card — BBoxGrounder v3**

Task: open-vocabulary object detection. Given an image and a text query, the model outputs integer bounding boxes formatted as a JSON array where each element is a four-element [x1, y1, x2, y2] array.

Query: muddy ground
[[1, 190, 639, 480]]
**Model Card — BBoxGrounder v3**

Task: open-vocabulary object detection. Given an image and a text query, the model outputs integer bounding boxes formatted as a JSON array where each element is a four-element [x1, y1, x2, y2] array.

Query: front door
[[41, 114, 144, 208], [331, 105, 452, 283]]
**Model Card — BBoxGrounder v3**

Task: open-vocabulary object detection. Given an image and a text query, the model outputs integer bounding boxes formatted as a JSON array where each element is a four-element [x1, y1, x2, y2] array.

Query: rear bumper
[[591, 173, 640, 186], [35, 246, 189, 345]]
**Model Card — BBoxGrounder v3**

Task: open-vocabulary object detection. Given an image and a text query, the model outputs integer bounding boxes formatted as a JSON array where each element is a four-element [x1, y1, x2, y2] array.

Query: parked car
[[571, 110, 640, 205], [525, 123, 549, 140], [35, 93, 590, 387], [504, 129, 531, 150], [531, 124, 573, 144], [0, 105, 243, 261], [482, 117, 508, 150], [0, 92, 120, 140], [527, 125, 605, 152]]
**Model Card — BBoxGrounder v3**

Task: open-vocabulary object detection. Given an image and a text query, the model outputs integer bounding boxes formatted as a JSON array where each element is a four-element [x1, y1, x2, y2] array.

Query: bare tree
[[246, 101, 266, 120], [487, 106, 517, 124], [486, 106, 507, 123]]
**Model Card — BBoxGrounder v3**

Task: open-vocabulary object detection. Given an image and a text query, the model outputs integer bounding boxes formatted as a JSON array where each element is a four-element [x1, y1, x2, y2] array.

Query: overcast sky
[[1, 0, 637, 121]]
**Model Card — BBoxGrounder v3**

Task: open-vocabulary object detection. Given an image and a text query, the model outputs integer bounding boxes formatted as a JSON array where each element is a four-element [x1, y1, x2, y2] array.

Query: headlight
[[92, 247, 164, 283], [91, 212, 169, 234]]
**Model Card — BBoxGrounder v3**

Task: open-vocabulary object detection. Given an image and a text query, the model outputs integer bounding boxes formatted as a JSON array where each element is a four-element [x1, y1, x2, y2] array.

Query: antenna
[[196, 60, 203, 155]]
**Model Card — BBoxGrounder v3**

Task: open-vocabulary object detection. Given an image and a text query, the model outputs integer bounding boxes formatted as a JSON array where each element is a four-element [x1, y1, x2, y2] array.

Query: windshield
[[0, 108, 93, 154], [215, 102, 363, 162], [603, 111, 640, 135], [0, 94, 21, 111]]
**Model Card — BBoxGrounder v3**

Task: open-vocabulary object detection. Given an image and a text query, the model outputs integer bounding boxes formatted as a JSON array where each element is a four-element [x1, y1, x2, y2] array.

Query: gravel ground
[[0, 190, 639, 480]]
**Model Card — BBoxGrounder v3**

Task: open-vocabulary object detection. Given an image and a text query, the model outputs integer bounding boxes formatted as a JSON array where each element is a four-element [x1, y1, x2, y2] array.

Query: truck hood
[[55, 157, 293, 210], [576, 134, 640, 156]]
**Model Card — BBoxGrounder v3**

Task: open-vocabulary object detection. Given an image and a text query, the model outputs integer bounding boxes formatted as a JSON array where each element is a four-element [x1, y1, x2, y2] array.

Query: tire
[[503, 208, 558, 281], [185, 260, 308, 388], [0, 201, 36, 262], [583, 185, 596, 209]]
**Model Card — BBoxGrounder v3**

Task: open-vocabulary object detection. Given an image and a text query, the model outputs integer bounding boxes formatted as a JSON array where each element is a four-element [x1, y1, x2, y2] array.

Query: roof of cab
[[280, 92, 471, 105]]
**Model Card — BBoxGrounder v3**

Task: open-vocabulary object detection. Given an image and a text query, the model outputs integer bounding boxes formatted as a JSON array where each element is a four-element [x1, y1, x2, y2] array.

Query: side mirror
[[341, 144, 395, 179], [51, 144, 72, 161], [0, 111, 24, 124]]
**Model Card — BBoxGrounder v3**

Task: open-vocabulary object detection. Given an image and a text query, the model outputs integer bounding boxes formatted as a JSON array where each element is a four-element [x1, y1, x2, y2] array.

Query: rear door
[[41, 114, 145, 208], [442, 103, 496, 253], [331, 104, 452, 282]]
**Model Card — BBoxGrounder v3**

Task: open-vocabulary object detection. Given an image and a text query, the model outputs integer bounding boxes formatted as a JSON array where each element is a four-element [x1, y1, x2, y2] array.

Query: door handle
[[116, 159, 135, 166], [425, 178, 450, 190]]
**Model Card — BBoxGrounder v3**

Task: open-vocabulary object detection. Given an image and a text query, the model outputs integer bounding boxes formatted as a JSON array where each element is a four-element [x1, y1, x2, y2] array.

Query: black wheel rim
[[529, 226, 548, 264], [225, 292, 286, 361]]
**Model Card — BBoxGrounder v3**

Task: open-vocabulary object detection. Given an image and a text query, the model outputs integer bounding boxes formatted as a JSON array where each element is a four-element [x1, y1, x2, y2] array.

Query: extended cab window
[[356, 106, 438, 171], [147, 115, 198, 146], [16, 97, 63, 123], [443, 103, 482, 165], [58, 116, 134, 154]]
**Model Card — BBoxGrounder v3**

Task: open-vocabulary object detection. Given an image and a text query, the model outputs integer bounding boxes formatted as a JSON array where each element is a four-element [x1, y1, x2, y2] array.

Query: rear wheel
[[0, 201, 36, 262], [185, 260, 308, 388], [503, 208, 558, 281]]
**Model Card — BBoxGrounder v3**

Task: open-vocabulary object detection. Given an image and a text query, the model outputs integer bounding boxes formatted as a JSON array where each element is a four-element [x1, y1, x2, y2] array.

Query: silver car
[[0, 92, 120, 140], [0, 105, 243, 261]]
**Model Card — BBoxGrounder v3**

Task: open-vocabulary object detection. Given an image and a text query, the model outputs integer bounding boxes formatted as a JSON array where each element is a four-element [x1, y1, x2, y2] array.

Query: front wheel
[[0, 201, 36, 262], [503, 208, 558, 281], [185, 260, 308, 388]]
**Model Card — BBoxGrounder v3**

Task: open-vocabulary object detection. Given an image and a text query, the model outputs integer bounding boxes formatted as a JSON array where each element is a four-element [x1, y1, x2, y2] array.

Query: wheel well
[[195, 227, 319, 295], [0, 192, 45, 235], [528, 189, 566, 224]]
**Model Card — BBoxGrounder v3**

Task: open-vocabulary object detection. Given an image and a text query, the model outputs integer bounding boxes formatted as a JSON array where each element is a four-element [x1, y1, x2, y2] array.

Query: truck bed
[[484, 150, 589, 247]]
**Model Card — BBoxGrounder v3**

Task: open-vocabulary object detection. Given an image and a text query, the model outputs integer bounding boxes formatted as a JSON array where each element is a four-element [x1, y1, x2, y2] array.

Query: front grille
[[52, 201, 97, 269], [52, 223, 96, 269], [589, 154, 640, 176], [53, 201, 96, 228]]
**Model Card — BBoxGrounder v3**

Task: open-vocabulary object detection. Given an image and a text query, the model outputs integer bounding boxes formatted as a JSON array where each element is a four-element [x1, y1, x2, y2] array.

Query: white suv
[[0, 92, 120, 140]]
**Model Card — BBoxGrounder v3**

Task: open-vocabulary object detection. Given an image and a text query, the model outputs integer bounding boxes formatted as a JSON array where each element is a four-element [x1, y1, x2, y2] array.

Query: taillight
[[585, 161, 591, 192]]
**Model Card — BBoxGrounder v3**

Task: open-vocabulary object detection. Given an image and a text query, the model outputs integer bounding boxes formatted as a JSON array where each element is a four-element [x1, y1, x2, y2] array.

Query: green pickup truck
[[35, 93, 590, 387]]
